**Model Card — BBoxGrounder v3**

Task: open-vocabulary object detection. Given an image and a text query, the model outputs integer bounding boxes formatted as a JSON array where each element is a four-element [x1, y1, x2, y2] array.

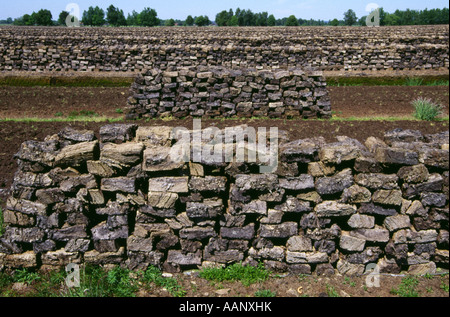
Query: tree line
[[3, 5, 448, 27]]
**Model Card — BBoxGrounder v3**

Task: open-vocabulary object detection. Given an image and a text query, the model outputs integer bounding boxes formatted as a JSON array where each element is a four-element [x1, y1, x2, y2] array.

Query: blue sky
[[0, 0, 448, 21]]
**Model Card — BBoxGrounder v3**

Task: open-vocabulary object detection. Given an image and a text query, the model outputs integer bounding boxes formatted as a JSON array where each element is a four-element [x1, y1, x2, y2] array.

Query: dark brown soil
[[0, 86, 129, 119], [328, 86, 449, 118], [0, 85, 448, 119]]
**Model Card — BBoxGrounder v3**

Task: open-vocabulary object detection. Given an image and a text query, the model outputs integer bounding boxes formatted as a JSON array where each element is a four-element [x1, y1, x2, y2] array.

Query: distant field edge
[[0, 69, 448, 87]]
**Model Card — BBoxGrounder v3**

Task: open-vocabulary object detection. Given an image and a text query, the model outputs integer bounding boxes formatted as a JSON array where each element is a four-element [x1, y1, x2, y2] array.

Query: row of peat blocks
[[126, 66, 331, 120], [0, 124, 448, 276]]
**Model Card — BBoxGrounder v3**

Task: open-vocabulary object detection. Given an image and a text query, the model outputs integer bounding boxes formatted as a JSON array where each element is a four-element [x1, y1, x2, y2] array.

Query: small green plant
[[142, 266, 186, 297], [67, 110, 99, 119], [254, 289, 277, 297], [426, 80, 449, 86], [390, 276, 420, 297], [404, 77, 424, 86], [326, 284, 340, 297], [199, 263, 270, 287], [14, 268, 42, 285], [54, 111, 64, 117], [412, 97, 444, 121], [343, 277, 356, 287], [106, 266, 139, 297], [115, 108, 124, 114], [440, 279, 449, 293]]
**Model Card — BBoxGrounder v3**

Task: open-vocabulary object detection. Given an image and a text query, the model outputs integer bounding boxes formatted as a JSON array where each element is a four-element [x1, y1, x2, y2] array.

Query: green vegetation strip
[[0, 75, 448, 88], [327, 76, 449, 87], [199, 262, 271, 287], [1, 116, 448, 123]]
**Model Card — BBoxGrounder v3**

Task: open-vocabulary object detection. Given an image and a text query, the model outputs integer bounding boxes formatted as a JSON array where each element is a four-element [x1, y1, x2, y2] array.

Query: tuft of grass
[[326, 284, 340, 297], [13, 268, 42, 285], [404, 77, 424, 86], [441, 279, 449, 293], [390, 276, 420, 297], [105, 266, 139, 297], [142, 266, 186, 297], [412, 97, 445, 121], [254, 289, 277, 297], [199, 263, 271, 287], [64, 265, 140, 297], [426, 80, 449, 86], [67, 110, 99, 119]]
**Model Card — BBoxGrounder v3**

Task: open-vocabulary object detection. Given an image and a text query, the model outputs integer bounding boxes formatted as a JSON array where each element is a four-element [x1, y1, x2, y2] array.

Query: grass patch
[[390, 276, 420, 297], [199, 263, 271, 287], [412, 97, 445, 121], [326, 284, 340, 297], [142, 266, 186, 297], [327, 75, 449, 87], [0, 264, 186, 298], [67, 110, 99, 119], [254, 289, 277, 297], [403, 77, 424, 86]]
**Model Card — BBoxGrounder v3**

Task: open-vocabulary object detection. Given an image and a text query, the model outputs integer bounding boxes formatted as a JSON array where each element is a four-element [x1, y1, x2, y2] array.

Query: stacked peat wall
[[0, 125, 448, 275], [126, 66, 331, 120], [0, 25, 448, 72]]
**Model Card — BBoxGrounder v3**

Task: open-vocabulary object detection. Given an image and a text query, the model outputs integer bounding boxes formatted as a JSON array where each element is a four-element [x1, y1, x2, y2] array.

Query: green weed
[[199, 263, 271, 287], [13, 268, 42, 285], [404, 77, 424, 86], [412, 97, 445, 121], [390, 276, 420, 297], [67, 110, 99, 119], [440, 279, 449, 293], [142, 266, 186, 297], [105, 266, 139, 297], [254, 289, 277, 297], [326, 284, 340, 297]]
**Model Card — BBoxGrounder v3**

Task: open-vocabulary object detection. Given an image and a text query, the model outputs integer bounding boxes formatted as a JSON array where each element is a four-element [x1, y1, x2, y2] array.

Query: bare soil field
[[0, 85, 448, 119]]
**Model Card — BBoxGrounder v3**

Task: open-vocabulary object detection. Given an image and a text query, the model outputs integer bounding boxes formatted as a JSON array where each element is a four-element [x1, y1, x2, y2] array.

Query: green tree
[[185, 15, 194, 26], [343, 9, 357, 26], [267, 14, 276, 26], [165, 18, 175, 26], [256, 12, 268, 26], [285, 15, 299, 26], [330, 18, 340, 26], [127, 11, 139, 26], [82, 6, 106, 26], [216, 9, 233, 26], [106, 5, 127, 26], [385, 13, 401, 25], [229, 15, 239, 26], [378, 7, 387, 26], [194, 15, 210, 26], [139, 7, 159, 27], [32, 9, 53, 26], [58, 11, 69, 26]]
